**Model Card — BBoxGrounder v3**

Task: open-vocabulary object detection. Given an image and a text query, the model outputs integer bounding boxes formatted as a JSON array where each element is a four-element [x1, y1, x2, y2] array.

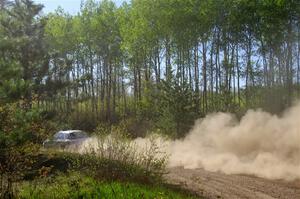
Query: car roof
[[57, 130, 85, 134]]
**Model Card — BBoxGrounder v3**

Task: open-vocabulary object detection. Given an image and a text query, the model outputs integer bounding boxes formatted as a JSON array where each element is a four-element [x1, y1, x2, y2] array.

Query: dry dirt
[[165, 167, 300, 199]]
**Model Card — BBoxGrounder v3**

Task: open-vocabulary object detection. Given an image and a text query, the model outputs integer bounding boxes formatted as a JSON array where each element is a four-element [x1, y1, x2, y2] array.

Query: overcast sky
[[34, 0, 127, 15]]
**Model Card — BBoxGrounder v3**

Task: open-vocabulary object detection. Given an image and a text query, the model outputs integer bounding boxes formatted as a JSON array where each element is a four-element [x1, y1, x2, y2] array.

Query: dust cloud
[[164, 101, 300, 181], [80, 102, 300, 181]]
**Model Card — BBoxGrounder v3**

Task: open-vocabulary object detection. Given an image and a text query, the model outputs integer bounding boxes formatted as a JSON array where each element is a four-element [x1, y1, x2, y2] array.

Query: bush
[[95, 117, 153, 138], [0, 102, 55, 198], [64, 133, 167, 184], [68, 110, 98, 132]]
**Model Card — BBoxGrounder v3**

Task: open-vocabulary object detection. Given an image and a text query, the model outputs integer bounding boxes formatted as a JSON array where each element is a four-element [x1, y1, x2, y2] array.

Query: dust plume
[[165, 101, 300, 181], [79, 102, 300, 181]]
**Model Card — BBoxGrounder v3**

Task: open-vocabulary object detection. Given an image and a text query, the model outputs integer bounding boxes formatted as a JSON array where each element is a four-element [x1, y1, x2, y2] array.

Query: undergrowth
[[19, 172, 197, 199]]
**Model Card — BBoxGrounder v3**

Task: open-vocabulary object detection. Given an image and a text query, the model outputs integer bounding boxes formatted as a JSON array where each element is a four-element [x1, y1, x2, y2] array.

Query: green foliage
[[1, 0, 300, 143], [0, 103, 51, 148], [0, 102, 55, 198], [0, 0, 48, 104], [155, 79, 199, 138], [68, 110, 98, 132], [19, 172, 197, 199]]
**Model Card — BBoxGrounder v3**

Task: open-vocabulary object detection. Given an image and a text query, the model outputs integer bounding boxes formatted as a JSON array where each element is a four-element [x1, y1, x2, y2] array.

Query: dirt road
[[165, 167, 300, 199]]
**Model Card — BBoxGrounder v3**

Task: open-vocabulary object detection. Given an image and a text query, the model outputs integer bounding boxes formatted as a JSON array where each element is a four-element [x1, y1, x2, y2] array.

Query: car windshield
[[53, 132, 65, 140]]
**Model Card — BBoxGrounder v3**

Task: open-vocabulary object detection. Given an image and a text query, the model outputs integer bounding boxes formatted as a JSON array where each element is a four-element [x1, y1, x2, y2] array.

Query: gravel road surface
[[166, 167, 300, 199]]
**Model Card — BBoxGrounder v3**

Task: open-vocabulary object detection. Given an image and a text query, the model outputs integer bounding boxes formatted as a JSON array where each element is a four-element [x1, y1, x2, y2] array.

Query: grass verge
[[19, 172, 197, 199]]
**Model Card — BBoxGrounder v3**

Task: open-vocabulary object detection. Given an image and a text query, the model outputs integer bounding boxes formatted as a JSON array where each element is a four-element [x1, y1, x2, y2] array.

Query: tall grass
[[19, 172, 197, 199], [64, 133, 167, 184]]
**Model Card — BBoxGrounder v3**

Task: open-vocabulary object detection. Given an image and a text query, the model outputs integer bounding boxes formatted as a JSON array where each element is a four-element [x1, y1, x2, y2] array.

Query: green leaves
[[155, 78, 198, 137], [0, 103, 45, 149], [0, 0, 48, 103]]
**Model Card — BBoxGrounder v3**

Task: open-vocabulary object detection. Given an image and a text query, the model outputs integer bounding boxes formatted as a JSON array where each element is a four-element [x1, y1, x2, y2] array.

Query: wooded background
[[1, 0, 300, 137]]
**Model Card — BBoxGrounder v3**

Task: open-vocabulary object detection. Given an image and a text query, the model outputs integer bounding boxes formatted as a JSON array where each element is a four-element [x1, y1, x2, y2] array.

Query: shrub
[[95, 117, 153, 138], [65, 133, 167, 184], [68, 110, 98, 132], [0, 102, 55, 198]]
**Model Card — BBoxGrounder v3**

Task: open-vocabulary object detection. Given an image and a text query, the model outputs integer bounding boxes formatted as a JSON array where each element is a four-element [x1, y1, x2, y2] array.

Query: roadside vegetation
[[0, 102, 196, 198], [19, 172, 196, 199]]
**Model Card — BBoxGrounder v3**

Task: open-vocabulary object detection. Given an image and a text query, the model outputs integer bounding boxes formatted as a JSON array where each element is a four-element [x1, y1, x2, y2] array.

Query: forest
[[1, 0, 300, 136], [0, 0, 300, 198]]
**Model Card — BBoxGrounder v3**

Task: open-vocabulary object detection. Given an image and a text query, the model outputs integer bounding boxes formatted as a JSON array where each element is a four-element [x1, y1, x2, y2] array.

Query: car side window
[[75, 131, 87, 139], [76, 132, 82, 138], [69, 133, 76, 139]]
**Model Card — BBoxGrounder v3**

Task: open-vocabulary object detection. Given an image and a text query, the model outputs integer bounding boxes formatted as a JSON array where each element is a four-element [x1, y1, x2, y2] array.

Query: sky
[[34, 0, 126, 15]]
